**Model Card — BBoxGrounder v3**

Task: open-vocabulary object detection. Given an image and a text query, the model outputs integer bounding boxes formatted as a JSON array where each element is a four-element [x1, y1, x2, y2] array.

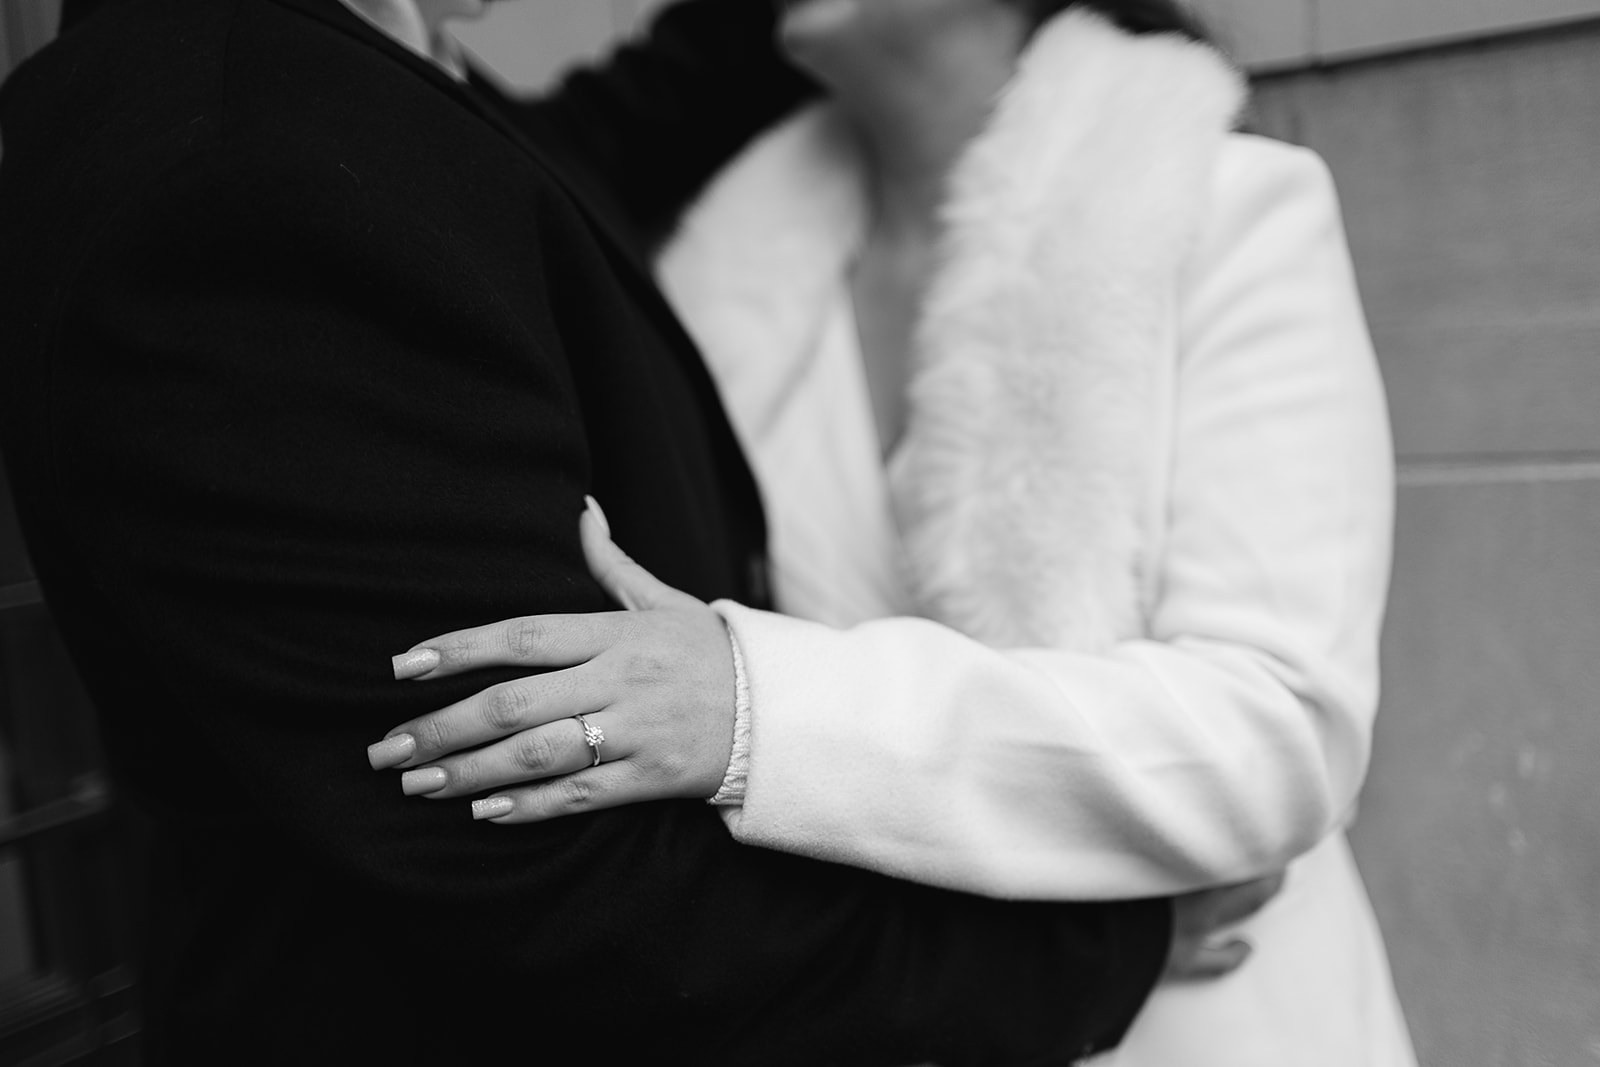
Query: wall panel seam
[[1398, 461, 1600, 488], [1251, 11, 1600, 75]]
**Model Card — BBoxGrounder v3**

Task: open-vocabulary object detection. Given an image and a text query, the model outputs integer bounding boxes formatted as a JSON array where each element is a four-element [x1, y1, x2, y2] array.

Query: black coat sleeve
[[483, 0, 818, 240]]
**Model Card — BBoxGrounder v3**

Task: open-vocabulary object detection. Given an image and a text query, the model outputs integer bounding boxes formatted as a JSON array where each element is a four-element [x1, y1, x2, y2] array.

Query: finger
[[402, 710, 624, 799], [1170, 938, 1253, 982], [580, 496, 692, 612], [1212, 871, 1288, 927], [472, 760, 654, 824], [377, 663, 602, 769], [391, 609, 634, 681]]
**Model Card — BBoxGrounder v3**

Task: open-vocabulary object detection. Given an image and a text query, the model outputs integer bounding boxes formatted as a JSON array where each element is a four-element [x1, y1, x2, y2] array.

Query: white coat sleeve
[[711, 141, 1395, 900]]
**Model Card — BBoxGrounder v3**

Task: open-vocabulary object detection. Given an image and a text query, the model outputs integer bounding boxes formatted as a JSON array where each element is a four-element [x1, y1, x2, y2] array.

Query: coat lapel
[[268, 0, 701, 359], [268, 0, 775, 559], [656, 106, 870, 457], [270, 0, 654, 272]]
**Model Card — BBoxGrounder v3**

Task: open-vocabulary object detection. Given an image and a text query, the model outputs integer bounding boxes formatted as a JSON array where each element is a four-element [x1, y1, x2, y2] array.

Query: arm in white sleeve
[[711, 141, 1394, 900]]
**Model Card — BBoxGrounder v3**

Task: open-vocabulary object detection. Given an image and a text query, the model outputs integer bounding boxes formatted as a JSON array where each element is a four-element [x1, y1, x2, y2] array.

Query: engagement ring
[[574, 714, 605, 767]]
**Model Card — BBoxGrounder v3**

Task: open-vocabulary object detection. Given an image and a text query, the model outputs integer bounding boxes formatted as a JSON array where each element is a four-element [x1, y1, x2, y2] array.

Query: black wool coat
[[0, 0, 1169, 1062]]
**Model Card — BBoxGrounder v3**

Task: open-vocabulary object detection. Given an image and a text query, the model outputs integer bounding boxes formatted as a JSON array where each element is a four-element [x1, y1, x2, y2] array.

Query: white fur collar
[[658, 10, 1244, 650]]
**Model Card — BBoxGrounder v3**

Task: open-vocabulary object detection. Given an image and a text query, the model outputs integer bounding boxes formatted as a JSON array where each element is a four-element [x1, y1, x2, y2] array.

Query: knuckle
[[505, 617, 546, 661], [433, 639, 475, 672], [512, 730, 557, 773], [482, 683, 532, 732], [413, 716, 453, 755], [623, 648, 674, 687], [556, 774, 595, 811], [639, 745, 686, 784], [445, 757, 479, 792]]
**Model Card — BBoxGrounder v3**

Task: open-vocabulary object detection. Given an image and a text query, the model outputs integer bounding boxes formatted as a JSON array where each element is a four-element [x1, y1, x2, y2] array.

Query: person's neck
[[413, 0, 482, 37], [340, 0, 478, 76], [844, 21, 1024, 242], [851, 98, 973, 243]]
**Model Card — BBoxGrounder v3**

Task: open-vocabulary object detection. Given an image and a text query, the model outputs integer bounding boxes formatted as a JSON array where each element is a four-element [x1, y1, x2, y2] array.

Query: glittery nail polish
[[392, 648, 440, 681], [401, 767, 448, 796], [367, 733, 416, 770], [472, 796, 514, 821]]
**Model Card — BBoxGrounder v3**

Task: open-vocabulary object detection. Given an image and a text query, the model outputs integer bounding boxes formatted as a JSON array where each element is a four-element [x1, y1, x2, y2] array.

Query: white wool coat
[[660, 11, 1415, 1065]]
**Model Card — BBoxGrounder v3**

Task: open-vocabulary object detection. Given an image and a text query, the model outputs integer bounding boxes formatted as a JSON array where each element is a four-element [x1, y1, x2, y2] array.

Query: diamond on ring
[[574, 713, 605, 767]]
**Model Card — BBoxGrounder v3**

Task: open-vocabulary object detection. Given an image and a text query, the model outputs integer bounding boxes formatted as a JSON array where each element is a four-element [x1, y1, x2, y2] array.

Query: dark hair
[[1012, 0, 1210, 43]]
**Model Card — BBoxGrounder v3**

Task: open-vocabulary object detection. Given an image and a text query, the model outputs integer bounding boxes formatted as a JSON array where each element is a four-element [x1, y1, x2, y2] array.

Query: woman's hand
[[367, 498, 737, 823], [1164, 871, 1287, 981]]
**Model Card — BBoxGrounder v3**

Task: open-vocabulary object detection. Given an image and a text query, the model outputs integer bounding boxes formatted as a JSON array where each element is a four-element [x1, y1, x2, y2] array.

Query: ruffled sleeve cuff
[[706, 610, 752, 810]]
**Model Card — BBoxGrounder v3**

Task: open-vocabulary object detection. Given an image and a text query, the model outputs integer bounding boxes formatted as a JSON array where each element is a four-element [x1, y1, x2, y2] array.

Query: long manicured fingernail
[[401, 767, 448, 796], [367, 733, 416, 770], [472, 796, 514, 821], [584, 495, 610, 538], [392, 648, 440, 680]]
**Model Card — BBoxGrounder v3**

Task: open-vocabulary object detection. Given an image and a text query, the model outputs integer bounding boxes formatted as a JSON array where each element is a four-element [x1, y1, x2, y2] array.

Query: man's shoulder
[[3, 0, 230, 171], [7, 0, 470, 170], [5, 0, 523, 254]]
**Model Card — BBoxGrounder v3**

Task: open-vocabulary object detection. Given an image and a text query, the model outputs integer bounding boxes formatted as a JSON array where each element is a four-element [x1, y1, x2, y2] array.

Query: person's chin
[[777, 0, 858, 32], [775, 0, 857, 62]]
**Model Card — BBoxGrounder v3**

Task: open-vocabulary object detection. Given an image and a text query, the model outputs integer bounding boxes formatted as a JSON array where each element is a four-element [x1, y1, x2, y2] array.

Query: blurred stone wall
[[1251, 23, 1600, 1067]]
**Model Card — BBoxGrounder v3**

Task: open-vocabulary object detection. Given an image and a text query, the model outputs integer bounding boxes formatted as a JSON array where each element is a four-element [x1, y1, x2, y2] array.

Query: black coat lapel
[[266, 0, 743, 398], [263, 0, 771, 589]]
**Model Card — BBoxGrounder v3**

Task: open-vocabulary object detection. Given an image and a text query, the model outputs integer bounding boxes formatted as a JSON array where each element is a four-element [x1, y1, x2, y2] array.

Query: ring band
[[574, 713, 605, 767]]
